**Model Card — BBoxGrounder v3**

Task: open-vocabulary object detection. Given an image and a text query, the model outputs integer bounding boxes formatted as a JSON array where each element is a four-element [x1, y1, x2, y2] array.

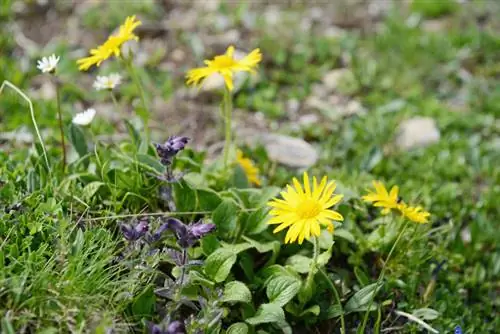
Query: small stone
[[460, 227, 472, 244], [0, 126, 34, 143], [260, 134, 318, 168], [30, 80, 56, 100], [298, 113, 319, 126], [322, 68, 350, 92], [286, 99, 300, 115], [396, 117, 440, 150], [422, 19, 449, 33], [170, 48, 185, 62]]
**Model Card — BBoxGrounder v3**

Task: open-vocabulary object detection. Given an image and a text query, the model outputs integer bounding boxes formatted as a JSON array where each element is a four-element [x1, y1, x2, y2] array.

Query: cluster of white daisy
[[37, 54, 124, 126]]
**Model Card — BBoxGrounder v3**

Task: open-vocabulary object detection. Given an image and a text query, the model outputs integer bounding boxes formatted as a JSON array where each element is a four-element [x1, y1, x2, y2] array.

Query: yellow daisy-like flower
[[362, 181, 399, 215], [398, 203, 430, 224], [267, 172, 344, 244], [77, 15, 141, 71], [363, 180, 431, 224], [236, 150, 261, 186], [186, 45, 262, 91]]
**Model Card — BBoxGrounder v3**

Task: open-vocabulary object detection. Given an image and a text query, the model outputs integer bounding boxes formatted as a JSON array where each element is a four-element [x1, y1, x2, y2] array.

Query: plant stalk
[[319, 268, 346, 334], [55, 83, 66, 170], [124, 56, 150, 143], [358, 220, 410, 333], [222, 87, 233, 171]]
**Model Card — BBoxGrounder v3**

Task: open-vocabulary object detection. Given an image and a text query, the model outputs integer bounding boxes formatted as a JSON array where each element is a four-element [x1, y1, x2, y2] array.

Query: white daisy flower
[[93, 73, 122, 91], [72, 108, 96, 126], [37, 54, 60, 73]]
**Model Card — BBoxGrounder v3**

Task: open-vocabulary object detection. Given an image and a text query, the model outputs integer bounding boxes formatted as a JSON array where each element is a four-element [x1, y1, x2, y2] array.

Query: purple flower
[[189, 221, 216, 238], [155, 136, 190, 166], [166, 321, 185, 334], [455, 326, 463, 334], [120, 219, 149, 241], [147, 321, 185, 334], [155, 218, 216, 248]]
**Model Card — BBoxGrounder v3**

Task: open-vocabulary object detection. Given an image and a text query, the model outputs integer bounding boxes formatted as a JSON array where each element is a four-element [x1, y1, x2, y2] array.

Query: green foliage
[[1, 1, 500, 333]]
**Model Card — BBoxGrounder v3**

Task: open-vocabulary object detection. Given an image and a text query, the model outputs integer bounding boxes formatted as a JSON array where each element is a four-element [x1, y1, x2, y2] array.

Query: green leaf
[[354, 267, 370, 287], [201, 234, 220, 256], [266, 275, 301, 307], [285, 255, 311, 274], [226, 323, 249, 334], [412, 308, 440, 320], [173, 180, 197, 212], [222, 242, 254, 254], [317, 246, 333, 267], [324, 304, 344, 319], [68, 123, 88, 157], [300, 304, 321, 317], [243, 207, 270, 235], [137, 154, 164, 173], [81, 181, 105, 202], [318, 229, 334, 249], [233, 165, 250, 188], [222, 281, 252, 304], [197, 188, 222, 211], [212, 199, 239, 235], [246, 303, 286, 325], [131, 286, 155, 317], [250, 186, 281, 207], [124, 119, 140, 145], [345, 283, 379, 313], [335, 228, 355, 243], [204, 248, 237, 283]]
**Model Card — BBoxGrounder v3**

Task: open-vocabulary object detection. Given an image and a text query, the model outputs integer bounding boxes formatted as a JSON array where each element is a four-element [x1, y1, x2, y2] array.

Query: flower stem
[[302, 237, 320, 306], [124, 56, 149, 142], [222, 87, 233, 171], [110, 91, 120, 112], [319, 268, 346, 334], [55, 83, 66, 170], [358, 220, 410, 333], [179, 247, 188, 288]]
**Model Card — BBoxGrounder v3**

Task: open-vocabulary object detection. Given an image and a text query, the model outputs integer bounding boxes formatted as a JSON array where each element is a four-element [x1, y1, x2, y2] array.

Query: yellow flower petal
[[267, 173, 343, 244], [185, 46, 261, 90]]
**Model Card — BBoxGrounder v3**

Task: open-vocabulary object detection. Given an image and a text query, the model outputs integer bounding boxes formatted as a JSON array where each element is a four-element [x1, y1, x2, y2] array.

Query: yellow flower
[[362, 181, 399, 215], [77, 15, 141, 71], [186, 45, 262, 91], [236, 150, 261, 186], [398, 203, 430, 224], [267, 172, 344, 244], [363, 180, 431, 224]]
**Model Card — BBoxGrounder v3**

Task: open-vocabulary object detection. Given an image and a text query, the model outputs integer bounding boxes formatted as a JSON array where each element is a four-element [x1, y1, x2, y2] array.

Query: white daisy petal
[[93, 73, 122, 91], [37, 54, 60, 73], [72, 108, 96, 126]]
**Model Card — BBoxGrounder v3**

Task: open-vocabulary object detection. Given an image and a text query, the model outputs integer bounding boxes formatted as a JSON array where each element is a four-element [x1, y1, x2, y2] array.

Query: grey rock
[[260, 134, 318, 168], [322, 68, 350, 92], [396, 117, 440, 150]]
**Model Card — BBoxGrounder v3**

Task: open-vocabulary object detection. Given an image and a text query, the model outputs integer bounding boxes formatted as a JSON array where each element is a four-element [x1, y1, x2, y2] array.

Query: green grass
[[1, 1, 499, 333]]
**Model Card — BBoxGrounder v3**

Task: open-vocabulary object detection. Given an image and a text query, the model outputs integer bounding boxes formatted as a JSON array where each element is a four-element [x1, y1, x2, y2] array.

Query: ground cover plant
[[1, 1, 499, 333]]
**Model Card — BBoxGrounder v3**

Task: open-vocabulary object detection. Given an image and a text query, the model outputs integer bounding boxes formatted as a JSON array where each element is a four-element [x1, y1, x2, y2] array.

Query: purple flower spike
[[167, 320, 185, 334], [155, 136, 190, 166], [189, 221, 216, 238], [121, 219, 149, 241]]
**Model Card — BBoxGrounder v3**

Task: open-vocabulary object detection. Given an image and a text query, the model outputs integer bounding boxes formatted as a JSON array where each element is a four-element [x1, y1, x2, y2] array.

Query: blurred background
[[1, 0, 499, 331]]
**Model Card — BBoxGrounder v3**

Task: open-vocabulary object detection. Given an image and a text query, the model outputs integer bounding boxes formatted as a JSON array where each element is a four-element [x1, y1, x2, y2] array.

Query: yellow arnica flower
[[77, 15, 141, 71], [363, 180, 431, 224], [236, 150, 261, 186], [186, 45, 262, 91], [398, 203, 430, 224], [267, 172, 344, 244], [362, 181, 399, 215]]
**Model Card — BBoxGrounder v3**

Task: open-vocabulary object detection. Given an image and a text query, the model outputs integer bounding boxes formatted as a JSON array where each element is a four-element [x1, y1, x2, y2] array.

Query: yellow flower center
[[296, 199, 321, 219], [212, 55, 237, 69]]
